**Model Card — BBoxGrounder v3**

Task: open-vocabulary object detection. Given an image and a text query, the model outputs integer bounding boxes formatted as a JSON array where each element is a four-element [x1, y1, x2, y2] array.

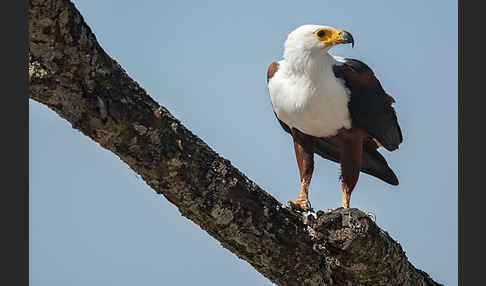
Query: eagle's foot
[[287, 200, 310, 212], [363, 211, 376, 222]]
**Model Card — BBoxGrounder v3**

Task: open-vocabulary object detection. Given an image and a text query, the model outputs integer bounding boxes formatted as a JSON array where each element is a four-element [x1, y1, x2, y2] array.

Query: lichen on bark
[[28, 0, 443, 285]]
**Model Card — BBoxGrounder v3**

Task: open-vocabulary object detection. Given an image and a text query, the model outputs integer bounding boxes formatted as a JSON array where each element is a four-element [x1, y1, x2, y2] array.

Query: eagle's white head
[[283, 24, 354, 61]]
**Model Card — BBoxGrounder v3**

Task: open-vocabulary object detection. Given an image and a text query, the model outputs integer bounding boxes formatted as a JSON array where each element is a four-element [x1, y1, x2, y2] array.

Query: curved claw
[[363, 211, 376, 222]]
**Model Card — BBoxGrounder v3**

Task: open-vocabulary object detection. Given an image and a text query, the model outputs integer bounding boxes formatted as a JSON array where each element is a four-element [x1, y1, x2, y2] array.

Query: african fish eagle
[[267, 25, 403, 211]]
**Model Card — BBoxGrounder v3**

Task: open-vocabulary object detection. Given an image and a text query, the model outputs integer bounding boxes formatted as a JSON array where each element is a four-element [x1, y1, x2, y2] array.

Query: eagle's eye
[[316, 29, 327, 38]]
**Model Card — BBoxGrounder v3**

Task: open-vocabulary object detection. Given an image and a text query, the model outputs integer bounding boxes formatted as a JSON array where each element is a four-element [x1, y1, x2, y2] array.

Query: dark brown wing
[[333, 58, 403, 151]]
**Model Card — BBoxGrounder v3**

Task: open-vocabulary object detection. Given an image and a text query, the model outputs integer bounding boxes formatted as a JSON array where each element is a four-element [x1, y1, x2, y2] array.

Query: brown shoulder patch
[[267, 62, 280, 83], [332, 59, 379, 88]]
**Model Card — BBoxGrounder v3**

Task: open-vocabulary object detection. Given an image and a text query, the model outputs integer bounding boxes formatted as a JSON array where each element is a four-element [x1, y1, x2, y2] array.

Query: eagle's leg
[[337, 127, 365, 209], [288, 128, 315, 212]]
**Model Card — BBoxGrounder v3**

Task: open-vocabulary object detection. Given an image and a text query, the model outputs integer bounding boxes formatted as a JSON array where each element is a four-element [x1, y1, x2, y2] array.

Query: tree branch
[[28, 1, 442, 285]]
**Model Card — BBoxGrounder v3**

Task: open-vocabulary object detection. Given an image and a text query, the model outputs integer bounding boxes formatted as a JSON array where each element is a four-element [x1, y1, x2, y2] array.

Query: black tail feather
[[315, 137, 399, 186]]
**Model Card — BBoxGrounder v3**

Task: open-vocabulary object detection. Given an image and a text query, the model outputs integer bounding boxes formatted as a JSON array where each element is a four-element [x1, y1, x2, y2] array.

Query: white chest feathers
[[268, 59, 352, 138]]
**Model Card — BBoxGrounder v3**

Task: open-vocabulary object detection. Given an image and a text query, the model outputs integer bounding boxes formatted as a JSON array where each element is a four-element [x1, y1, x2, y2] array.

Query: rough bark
[[28, 1, 442, 285]]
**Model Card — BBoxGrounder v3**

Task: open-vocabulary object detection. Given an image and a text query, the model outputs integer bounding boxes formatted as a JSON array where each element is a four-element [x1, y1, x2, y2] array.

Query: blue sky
[[30, 0, 457, 285]]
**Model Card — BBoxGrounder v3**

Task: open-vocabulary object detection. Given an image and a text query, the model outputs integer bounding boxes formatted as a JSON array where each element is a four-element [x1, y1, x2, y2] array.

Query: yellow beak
[[326, 29, 355, 48]]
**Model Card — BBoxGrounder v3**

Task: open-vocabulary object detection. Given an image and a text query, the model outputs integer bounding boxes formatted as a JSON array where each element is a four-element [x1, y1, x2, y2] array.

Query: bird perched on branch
[[267, 25, 402, 212]]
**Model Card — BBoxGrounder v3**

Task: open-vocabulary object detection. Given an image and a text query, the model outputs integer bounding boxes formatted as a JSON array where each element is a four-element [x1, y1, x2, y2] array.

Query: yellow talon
[[288, 200, 310, 212], [289, 177, 311, 212]]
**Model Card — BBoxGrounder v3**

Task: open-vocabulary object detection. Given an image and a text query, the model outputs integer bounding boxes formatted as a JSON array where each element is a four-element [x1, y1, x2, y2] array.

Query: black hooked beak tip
[[341, 31, 354, 48]]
